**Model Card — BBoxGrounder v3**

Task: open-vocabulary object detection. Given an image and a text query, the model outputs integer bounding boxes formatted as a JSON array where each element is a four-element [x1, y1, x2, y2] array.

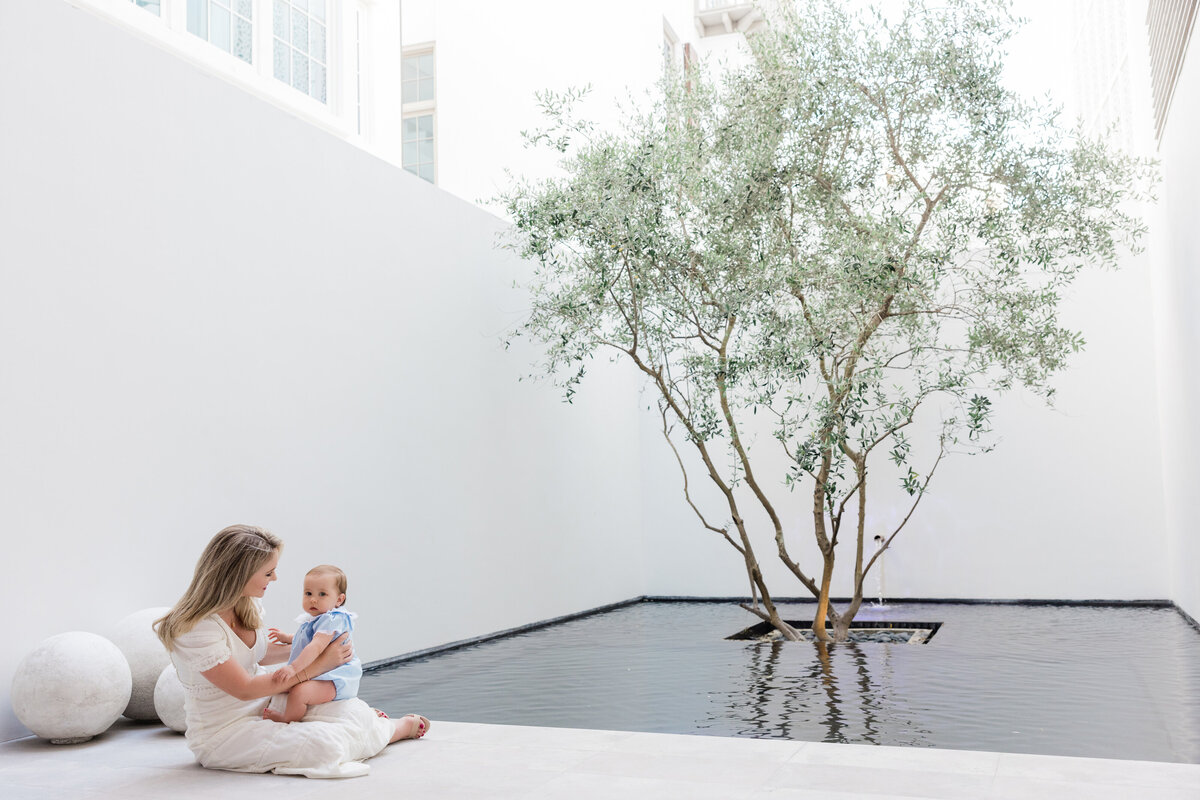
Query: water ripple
[[361, 601, 1200, 763]]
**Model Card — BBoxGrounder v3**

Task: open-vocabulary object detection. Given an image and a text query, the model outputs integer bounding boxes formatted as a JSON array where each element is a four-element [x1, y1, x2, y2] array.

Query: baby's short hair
[[307, 564, 348, 599]]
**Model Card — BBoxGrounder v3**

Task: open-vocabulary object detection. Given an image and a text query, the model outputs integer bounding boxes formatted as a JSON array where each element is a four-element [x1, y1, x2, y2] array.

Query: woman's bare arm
[[201, 633, 353, 701], [259, 640, 293, 666]]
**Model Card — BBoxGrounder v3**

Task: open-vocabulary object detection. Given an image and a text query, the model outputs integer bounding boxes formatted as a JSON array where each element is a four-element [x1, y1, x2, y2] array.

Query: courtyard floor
[[2, 718, 1198, 799]]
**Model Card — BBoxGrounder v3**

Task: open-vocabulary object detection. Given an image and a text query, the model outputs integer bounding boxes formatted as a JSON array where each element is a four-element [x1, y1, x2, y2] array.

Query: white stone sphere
[[153, 663, 187, 733], [109, 607, 170, 720], [11, 632, 132, 744]]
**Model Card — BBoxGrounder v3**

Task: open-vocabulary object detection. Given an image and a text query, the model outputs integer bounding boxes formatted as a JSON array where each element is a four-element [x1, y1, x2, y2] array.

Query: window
[[403, 114, 435, 182], [402, 51, 435, 104], [402, 45, 436, 183], [187, 0, 253, 64], [131, 0, 162, 15], [663, 19, 679, 71], [355, 7, 363, 134], [272, 0, 328, 103], [77, 0, 381, 158]]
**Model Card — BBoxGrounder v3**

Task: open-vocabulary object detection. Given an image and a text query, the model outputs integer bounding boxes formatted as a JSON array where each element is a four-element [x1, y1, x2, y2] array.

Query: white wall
[[0, 0, 646, 743], [1151, 39, 1200, 623], [637, 245, 1169, 602]]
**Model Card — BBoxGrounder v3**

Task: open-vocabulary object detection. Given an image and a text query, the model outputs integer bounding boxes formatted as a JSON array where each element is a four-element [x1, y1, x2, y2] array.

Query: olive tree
[[498, 0, 1154, 642]]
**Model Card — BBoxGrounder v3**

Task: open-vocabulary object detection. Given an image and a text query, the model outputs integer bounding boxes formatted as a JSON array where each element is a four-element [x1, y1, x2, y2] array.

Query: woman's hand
[[272, 665, 296, 686], [310, 633, 353, 676], [268, 628, 292, 645]]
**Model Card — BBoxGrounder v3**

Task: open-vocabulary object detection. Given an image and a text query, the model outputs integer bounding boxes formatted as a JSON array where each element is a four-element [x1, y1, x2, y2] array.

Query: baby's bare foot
[[262, 708, 285, 723]]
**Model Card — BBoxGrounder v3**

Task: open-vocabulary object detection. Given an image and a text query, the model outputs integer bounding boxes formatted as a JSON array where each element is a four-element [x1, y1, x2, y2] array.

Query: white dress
[[169, 605, 393, 779]]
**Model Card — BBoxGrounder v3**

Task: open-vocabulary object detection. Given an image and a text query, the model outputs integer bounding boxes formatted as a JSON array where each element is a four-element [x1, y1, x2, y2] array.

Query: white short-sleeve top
[[169, 602, 270, 738], [167, 599, 392, 777]]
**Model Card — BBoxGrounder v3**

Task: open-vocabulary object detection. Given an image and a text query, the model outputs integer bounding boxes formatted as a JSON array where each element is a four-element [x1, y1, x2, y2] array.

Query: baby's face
[[302, 573, 345, 617]]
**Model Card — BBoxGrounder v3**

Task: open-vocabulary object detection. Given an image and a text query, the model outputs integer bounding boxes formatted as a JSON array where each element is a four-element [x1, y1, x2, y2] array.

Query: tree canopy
[[498, 0, 1155, 641]]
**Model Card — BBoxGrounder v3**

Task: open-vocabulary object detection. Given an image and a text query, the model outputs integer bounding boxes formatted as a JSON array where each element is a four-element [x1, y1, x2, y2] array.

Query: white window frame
[[401, 42, 437, 184], [69, 0, 353, 139], [662, 18, 680, 72], [347, 0, 372, 143], [401, 111, 436, 184], [270, 0, 334, 106]]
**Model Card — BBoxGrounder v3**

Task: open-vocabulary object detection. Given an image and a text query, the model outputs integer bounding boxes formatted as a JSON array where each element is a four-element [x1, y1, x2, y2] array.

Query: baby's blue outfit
[[289, 609, 362, 701]]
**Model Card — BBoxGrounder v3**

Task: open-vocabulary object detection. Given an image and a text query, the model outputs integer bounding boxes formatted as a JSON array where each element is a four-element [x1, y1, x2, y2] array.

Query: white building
[[398, 0, 769, 207]]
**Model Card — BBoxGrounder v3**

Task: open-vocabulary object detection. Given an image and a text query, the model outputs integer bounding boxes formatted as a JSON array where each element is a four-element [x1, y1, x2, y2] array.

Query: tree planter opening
[[727, 619, 942, 644]]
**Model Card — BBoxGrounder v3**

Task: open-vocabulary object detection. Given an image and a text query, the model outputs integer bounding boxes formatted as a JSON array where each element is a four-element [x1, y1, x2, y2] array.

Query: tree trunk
[[812, 554, 835, 643], [769, 610, 803, 641]]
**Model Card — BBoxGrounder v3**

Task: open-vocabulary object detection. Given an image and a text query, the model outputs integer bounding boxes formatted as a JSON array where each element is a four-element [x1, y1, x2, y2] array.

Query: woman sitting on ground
[[155, 524, 430, 779]]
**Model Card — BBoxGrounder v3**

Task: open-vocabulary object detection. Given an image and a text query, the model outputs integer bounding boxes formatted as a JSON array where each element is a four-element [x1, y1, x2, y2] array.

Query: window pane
[[419, 78, 434, 102], [211, 4, 231, 52], [419, 163, 434, 182], [419, 140, 434, 163], [417, 114, 432, 137], [273, 40, 290, 82], [403, 141, 418, 164], [402, 57, 418, 81], [292, 11, 308, 53], [235, 0, 252, 19], [292, 49, 308, 92], [273, 0, 288, 39], [403, 118, 417, 139], [187, 0, 208, 38], [402, 80, 416, 105], [234, 17, 253, 63], [311, 22, 326, 63], [419, 54, 434, 78], [294, 0, 308, 11], [311, 0, 326, 22], [404, 164, 419, 176], [311, 62, 327, 103]]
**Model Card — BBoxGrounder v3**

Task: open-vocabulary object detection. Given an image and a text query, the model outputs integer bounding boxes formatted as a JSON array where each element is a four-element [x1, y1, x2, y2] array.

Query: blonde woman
[[155, 525, 430, 779]]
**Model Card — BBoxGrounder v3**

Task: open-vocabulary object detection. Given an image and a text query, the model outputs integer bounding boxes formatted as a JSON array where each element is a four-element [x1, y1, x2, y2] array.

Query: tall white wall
[[0, 0, 645, 743], [1151, 39, 1200, 623]]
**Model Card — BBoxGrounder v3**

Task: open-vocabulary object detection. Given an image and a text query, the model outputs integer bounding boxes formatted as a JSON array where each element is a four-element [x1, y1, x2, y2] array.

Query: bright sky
[[1002, 0, 1077, 117]]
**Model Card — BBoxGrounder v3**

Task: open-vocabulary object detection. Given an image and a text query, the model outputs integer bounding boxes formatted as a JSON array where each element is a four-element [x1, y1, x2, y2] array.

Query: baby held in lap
[[265, 565, 362, 723]]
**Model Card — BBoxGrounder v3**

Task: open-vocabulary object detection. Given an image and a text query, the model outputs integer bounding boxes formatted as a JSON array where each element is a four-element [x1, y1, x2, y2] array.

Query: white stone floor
[[2, 718, 1198, 800]]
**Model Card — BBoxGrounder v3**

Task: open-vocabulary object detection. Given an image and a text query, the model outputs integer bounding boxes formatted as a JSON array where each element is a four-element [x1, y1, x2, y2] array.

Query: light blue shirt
[[290, 608, 362, 702]]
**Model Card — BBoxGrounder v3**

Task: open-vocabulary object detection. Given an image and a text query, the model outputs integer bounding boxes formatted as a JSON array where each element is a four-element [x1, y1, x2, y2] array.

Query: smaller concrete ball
[[153, 663, 187, 733], [110, 607, 171, 720], [11, 632, 132, 744]]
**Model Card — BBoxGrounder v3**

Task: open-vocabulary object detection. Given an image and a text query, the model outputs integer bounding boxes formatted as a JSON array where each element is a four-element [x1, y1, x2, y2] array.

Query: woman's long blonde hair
[[155, 524, 282, 650]]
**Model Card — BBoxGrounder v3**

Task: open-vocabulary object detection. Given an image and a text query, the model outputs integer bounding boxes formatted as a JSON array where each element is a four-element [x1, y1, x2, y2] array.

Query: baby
[[264, 564, 363, 723]]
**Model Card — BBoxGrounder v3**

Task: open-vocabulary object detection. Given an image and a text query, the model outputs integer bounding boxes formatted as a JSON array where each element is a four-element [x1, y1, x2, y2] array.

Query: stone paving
[[2, 717, 1199, 799]]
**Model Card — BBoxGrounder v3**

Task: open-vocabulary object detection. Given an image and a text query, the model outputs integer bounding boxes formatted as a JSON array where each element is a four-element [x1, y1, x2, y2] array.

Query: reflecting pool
[[361, 601, 1200, 763]]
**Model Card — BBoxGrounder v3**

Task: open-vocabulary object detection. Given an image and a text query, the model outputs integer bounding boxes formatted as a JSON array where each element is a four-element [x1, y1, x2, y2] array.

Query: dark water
[[361, 601, 1200, 763]]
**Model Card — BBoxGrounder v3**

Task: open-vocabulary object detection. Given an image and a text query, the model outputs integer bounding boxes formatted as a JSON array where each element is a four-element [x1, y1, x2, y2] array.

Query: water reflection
[[361, 601, 1200, 763]]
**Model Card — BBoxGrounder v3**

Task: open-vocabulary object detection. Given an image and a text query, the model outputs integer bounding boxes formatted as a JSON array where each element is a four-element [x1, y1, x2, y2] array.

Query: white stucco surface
[[1151, 36, 1200, 624], [0, 0, 645, 743]]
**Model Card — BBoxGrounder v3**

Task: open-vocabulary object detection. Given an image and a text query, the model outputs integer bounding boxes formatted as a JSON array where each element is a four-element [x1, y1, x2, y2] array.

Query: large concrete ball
[[11, 632, 132, 744], [109, 607, 170, 720], [153, 663, 187, 733]]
